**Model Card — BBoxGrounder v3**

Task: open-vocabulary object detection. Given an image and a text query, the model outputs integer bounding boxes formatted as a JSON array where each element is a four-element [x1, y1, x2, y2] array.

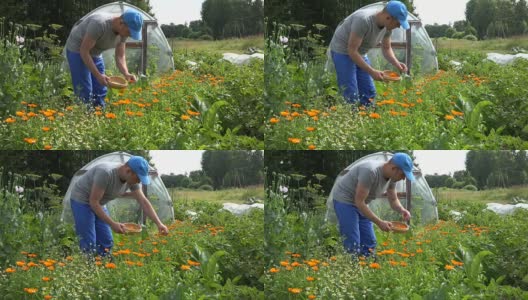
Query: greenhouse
[[327, 1, 438, 75], [325, 151, 438, 226], [61, 151, 174, 225], [62, 1, 174, 75]]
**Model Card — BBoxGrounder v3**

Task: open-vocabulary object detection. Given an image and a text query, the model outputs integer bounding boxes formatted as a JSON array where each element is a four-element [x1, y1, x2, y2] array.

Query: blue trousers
[[333, 199, 377, 257], [331, 51, 376, 106], [66, 50, 107, 108], [70, 199, 113, 256]]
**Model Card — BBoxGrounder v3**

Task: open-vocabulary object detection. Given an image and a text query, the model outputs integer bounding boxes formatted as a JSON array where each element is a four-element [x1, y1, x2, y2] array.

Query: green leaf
[[468, 100, 493, 131], [203, 101, 229, 131]]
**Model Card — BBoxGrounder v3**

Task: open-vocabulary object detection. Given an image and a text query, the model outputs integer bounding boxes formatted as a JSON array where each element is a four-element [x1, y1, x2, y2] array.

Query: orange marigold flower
[[369, 262, 381, 269], [280, 111, 290, 117], [306, 127, 315, 132], [42, 277, 51, 282], [44, 295, 53, 300], [369, 112, 381, 119], [291, 103, 301, 108], [291, 112, 300, 117], [5, 267, 16, 273], [291, 262, 301, 267], [308, 144, 316, 150], [288, 138, 301, 144], [308, 295, 316, 299], [24, 138, 37, 144], [95, 261, 102, 266], [187, 260, 200, 266], [280, 261, 289, 267], [180, 264, 191, 271], [24, 288, 38, 294], [105, 262, 117, 269], [95, 111, 103, 116], [269, 118, 279, 124], [451, 259, 464, 266], [181, 114, 191, 121], [16, 111, 26, 117], [16, 261, 26, 267], [269, 267, 280, 273], [42, 127, 51, 132], [444, 114, 454, 121], [288, 288, 302, 294], [105, 113, 117, 119], [451, 110, 464, 116], [187, 109, 200, 116], [5, 117, 16, 123], [306, 276, 315, 281], [445, 264, 455, 270]]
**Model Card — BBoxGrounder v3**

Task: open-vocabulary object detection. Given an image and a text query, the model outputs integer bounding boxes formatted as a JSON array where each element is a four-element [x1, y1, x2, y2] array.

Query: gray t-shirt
[[330, 8, 392, 55], [71, 163, 140, 205], [333, 160, 395, 205], [66, 14, 127, 56]]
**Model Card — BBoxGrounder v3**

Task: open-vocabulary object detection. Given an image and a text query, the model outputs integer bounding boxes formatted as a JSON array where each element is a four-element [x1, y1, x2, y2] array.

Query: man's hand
[[376, 220, 393, 232], [111, 222, 126, 234], [369, 69, 385, 81], [395, 62, 408, 73], [124, 73, 137, 83], [96, 73, 110, 86], [400, 208, 411, 222], [157, 223, 169, 235]]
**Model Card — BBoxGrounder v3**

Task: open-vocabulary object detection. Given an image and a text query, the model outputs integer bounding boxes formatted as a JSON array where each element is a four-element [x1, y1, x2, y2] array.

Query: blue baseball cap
[[391, 153, 415, 181], [127, 156, 150, 185], [122, 9, 143, 40], [386, 1, 410, 30]]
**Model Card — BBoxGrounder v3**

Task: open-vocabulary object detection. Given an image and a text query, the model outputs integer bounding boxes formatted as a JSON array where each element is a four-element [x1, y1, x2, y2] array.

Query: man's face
[[118, 19, 131, 37], [126, 168, 141, 185], [386, 16, 401, 30], [391, 166, 406, 182]]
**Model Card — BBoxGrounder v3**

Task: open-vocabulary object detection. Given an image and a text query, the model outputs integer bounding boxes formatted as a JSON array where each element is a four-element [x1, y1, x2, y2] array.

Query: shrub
[[463, 184, 478, 191], [452, 181, 466, 189], [463, 34, 478, 41], [199, 34, 213, 40], [199, 184, 214, 191]]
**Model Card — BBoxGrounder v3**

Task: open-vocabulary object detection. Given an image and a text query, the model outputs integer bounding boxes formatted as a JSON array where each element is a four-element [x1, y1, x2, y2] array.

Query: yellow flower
[[288, 138, 301, 144], [181, 114, 191, 121], [24, 138, 37, 144], [288, 288, 302, 294], [105, 262, 117, 269], [369, 112, 381, 119], [24, 288, 38, 294], [369, 262, 381, 269]]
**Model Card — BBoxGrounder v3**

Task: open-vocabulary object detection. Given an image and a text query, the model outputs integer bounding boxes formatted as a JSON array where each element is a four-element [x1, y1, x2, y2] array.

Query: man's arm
[[89, 184, 125, 233], [80, 35, 108, 86], [115, 42, 129, 75], [354, 183, 392, 231], [347, 32, 383, 81], [381, 36, 407, 72], [131, 188, 169, 234], [387, 186, 411, 221]]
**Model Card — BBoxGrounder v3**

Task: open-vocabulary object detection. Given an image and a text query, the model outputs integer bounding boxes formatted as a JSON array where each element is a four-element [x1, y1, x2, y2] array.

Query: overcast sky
[[149, 150, 204, 176], [149, 0, 204, 25], [414, 150, 469, 175], [413, 0, 470, 25]]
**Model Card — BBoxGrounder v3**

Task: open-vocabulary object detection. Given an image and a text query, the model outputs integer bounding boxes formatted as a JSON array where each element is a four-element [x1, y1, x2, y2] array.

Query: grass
[[168, 35, 264, 54], [433, 35, 528, 53], [170, 185, 264, 205], [433, 185, 528, 204]]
